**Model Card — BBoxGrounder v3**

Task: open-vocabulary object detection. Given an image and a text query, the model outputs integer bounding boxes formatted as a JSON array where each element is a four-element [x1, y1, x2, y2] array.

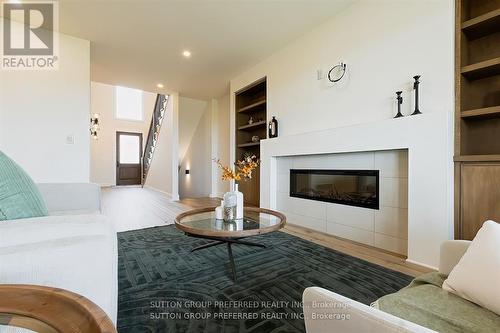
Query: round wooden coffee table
[[0, 284, 116, 333], [175, 207, 286, 281]]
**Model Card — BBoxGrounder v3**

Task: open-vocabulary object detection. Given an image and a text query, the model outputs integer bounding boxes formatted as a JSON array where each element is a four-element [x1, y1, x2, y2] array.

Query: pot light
[[182, 50, 191, 58], [156, 83, 164, 88]]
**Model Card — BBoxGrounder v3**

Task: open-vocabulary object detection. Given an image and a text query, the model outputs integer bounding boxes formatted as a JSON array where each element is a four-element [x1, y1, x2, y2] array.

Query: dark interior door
[[116, 132, 143, 185]]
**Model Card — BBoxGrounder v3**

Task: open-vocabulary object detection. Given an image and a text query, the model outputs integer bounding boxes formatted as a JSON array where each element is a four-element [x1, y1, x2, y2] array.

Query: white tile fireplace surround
[[260, 112, 453, 269], [276, 150, 408, 255]]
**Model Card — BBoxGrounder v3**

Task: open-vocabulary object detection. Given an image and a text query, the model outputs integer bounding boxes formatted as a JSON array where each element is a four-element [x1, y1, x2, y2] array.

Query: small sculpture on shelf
[[269, 116, 278, 138], [394, 91, 404, 118], [248, 116, 254, 125], [411, 75, 422, 115], [251, 135, 259, 143]]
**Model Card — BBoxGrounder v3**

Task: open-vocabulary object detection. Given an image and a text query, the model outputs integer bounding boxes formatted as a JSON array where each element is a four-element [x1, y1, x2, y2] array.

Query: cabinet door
[[460, 163, 500, 239], [237, 167, 260, 207]]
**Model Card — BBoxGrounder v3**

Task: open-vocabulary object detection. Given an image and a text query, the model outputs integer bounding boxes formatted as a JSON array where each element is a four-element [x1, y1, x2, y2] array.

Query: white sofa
[[0, 183, 117, 325], [303, 240, 471, 333]]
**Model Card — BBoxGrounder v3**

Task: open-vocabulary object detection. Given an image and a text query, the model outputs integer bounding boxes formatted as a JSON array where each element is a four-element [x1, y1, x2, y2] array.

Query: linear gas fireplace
[[290, 169, 379, 209]]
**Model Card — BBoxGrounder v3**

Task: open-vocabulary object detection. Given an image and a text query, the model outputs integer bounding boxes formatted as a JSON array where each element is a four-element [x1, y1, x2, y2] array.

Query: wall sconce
[[90, 113, 100, 140], [185, 169, 190, 175]]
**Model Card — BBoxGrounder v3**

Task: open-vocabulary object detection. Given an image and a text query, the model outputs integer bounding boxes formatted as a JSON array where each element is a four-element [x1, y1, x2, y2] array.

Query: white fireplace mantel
[[260, 111, 454, 269]]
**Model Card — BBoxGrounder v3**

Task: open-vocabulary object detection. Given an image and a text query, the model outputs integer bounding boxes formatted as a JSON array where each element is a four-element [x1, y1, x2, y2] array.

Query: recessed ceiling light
[[182, 50, 191, 58], [157, 83, 164, 88]]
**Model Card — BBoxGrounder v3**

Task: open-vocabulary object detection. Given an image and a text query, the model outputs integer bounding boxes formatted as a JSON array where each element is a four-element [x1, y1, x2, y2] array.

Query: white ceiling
[[59, 0, 354, 99]]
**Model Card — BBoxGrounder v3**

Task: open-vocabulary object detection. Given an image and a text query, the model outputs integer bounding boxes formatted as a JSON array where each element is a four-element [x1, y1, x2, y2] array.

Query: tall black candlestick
[[394, 91, 404, 118], [411, 75, 422, 115]]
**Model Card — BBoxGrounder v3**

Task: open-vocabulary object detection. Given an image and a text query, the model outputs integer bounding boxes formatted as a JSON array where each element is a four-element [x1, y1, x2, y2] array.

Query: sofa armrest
[[303, 287, 436, 333], [439, 240, 471, 275], [37, 183, 101, 214]]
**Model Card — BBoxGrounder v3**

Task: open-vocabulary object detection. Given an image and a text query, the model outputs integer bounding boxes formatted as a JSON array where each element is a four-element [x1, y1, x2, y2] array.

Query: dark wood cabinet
[[455, 0, 500, 238]]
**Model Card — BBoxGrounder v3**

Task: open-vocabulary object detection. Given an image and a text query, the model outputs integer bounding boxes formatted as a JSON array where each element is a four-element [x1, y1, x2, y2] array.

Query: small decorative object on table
[[269, 116, 278, 138], [251, 135, 259, 143], [214, 155, 259, 222], [411, 75, 422, 115], [215, 200, 224, 220], [394, 91, 404, 118]]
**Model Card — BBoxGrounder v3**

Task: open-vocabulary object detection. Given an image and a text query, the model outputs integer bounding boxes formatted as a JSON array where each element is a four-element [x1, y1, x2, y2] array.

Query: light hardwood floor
[[283, 224, 432, 277], [102, 186, 190, 232], [103, 187, 430, 276]]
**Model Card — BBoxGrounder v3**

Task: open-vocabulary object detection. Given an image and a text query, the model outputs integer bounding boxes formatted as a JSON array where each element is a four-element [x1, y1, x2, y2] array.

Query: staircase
[[142, 94, 169, 186]]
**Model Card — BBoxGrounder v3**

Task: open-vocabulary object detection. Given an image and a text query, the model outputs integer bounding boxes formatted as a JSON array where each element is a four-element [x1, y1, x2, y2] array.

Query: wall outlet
[[66, 135, 75, 145]]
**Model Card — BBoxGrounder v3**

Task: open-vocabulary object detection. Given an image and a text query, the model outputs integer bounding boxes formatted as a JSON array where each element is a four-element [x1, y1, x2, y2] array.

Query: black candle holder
[[394, 91, 404, 118], [411, 75, 422, 115]]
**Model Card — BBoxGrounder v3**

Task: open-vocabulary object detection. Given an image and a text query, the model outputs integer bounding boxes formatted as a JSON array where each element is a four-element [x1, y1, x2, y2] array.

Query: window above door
[[115, 86, 143, 121]]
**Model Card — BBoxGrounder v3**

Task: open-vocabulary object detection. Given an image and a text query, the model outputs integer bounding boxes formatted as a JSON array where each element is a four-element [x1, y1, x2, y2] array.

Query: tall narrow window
[[115, 86, 143, 121]]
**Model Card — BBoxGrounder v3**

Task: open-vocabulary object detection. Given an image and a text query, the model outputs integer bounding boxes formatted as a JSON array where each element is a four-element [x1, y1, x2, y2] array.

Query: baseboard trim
[[99, 183, 115, 188], [143, 185, 173, 200], [405, 259, 438, 272]]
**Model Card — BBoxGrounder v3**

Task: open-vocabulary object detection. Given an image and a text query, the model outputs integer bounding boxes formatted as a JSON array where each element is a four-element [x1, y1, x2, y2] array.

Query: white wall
[[89, 82, 155, 186], [229, 0, 454, 268], [179, 102, 212, 198], [178, 94, 231, 199], [230, 0, 454, 154], [214, 93, 230, 197], [277, 150, 408, 255], [0, 32, 91, 183], [178, 97, 208, 162], [145, 93, 178, 198]]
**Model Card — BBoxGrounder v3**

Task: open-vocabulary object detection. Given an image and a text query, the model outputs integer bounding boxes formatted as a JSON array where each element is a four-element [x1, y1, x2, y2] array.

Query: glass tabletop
[[175, 207, 286, 237]]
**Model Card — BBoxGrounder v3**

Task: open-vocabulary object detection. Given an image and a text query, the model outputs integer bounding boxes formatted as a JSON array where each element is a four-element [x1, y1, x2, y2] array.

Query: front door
[[116, 132, 143, 185]]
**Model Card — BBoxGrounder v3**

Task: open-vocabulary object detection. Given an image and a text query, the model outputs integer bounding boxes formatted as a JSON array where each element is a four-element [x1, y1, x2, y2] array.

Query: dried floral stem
[[214, 155, 259, 182]]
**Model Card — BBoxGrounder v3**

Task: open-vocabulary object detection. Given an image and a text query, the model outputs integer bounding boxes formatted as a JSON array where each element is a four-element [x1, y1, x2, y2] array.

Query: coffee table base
[[188, 234, 266, 281]]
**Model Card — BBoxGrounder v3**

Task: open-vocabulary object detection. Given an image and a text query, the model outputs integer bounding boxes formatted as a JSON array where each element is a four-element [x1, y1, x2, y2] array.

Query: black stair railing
[[142, 94, 169, 186]]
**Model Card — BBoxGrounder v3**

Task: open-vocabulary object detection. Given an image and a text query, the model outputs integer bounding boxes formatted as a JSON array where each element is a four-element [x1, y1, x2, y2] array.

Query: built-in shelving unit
[[455, 0, 500, 240], [235, 78, 267, 206]]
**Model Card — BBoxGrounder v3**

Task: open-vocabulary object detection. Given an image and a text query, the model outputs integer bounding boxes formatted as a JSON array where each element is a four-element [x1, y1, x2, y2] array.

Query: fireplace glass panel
[[290, 169, 379, 209]]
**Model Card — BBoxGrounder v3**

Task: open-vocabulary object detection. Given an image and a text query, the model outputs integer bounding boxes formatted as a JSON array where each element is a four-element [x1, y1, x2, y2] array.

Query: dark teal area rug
[[117, 225, 412, 333]]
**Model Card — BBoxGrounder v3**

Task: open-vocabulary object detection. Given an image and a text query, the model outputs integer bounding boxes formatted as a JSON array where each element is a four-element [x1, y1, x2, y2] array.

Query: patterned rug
[[117, 225, 412, 333]]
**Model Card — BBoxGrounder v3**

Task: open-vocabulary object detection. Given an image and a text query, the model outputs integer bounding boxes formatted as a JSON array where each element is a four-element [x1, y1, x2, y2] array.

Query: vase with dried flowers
[[214, 155, 259, 222]]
